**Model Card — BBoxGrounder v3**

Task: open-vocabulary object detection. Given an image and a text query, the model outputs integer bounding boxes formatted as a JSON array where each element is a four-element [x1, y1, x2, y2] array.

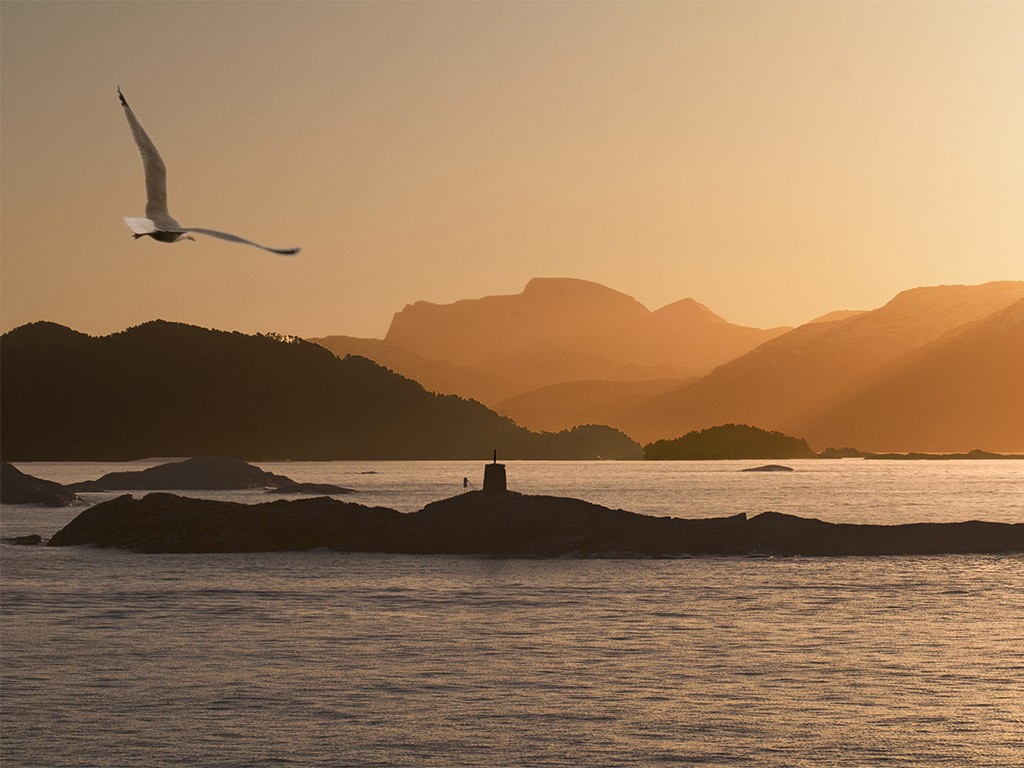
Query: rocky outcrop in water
[[1, 462, 81, 506], [4, 534, 44, 546], [69, 456, 355, 494], [267, 483, 358, 495], [47, 490, 1024, 557]]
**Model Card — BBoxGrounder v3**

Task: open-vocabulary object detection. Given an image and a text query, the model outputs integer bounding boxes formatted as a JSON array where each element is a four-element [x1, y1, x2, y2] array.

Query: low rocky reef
[[3, 534, 44, 546], [1, 462, 82, 507], [47, 490, 1024, 557], [820, 447, 1024, 460], [69, 456, 354, 495]]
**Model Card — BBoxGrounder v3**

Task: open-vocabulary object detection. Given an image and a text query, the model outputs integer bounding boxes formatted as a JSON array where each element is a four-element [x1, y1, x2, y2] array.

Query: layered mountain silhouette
[[617, 281, 1024, 449], [312, 278, 1023, 452], [0, 321, 639, 461], [311, 277, 787, 405], [794, 298, 1024, 452], [6, 280, 1020, 458], [493, 378, 696, 434]]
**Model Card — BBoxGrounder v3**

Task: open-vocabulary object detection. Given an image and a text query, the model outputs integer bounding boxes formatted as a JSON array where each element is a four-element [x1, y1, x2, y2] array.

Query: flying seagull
[[118, 87, 300, 255]]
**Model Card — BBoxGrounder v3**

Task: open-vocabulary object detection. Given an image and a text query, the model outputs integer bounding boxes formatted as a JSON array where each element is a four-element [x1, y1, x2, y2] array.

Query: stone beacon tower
[[483, 450, 507, 494]]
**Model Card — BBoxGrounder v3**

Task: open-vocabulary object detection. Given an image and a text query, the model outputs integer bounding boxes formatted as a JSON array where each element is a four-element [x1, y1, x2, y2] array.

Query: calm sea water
[[3, 461, 1023, 767]]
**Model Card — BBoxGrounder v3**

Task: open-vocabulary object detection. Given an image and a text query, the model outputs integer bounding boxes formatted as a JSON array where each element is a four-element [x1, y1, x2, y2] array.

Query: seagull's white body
[[118, 87, 299, 256]]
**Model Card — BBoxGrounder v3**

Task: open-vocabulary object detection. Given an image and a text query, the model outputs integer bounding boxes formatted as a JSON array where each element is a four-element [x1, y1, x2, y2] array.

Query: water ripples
[[3, 550, 1023, 766], [3, 461, 1023, 766]]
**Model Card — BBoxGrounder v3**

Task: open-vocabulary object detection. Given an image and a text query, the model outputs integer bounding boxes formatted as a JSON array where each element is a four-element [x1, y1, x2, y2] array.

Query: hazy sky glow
[[2, 1, 1022, 338]]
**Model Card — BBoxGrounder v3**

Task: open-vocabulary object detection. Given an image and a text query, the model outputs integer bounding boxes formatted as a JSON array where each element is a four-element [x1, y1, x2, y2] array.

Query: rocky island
[[69, 456, 355, 495], [644, 424, 818, 461], [47, 490, 1024, 557]]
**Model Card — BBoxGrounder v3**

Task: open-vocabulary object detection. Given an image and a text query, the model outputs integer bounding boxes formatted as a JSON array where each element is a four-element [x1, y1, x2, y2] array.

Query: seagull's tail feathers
[[124, 216, 158, 235]]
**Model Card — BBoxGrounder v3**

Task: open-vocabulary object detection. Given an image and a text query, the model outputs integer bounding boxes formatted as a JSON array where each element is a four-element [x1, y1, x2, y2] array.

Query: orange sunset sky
[[2, 1, 1022, 339]]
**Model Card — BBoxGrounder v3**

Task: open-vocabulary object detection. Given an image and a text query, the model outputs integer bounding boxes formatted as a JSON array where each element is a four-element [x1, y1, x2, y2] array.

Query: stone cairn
[[483, 450, 507, 494]]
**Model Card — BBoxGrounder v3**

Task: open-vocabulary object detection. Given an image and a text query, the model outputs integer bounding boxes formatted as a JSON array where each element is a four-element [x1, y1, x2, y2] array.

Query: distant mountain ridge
[[794, 297, 1024, 452], [0, 320, 639, 461], [494, 378, 696, 434], [312, 277, 788, 404], [617, 281, 1024, 450], [311, 278, 1024, 453]]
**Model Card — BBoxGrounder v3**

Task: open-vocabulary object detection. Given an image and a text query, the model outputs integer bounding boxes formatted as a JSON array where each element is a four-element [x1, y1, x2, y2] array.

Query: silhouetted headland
[[69, 456, 355, 494], [47, 491, 1023, 556], [0, 321, 639, 461], [1, 462, 81, 507]]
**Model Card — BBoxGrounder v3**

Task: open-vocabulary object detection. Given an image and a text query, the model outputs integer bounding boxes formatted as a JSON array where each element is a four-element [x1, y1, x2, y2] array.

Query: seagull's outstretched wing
[[175, 227, 301, 256], [118, 87, 180, 229]]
